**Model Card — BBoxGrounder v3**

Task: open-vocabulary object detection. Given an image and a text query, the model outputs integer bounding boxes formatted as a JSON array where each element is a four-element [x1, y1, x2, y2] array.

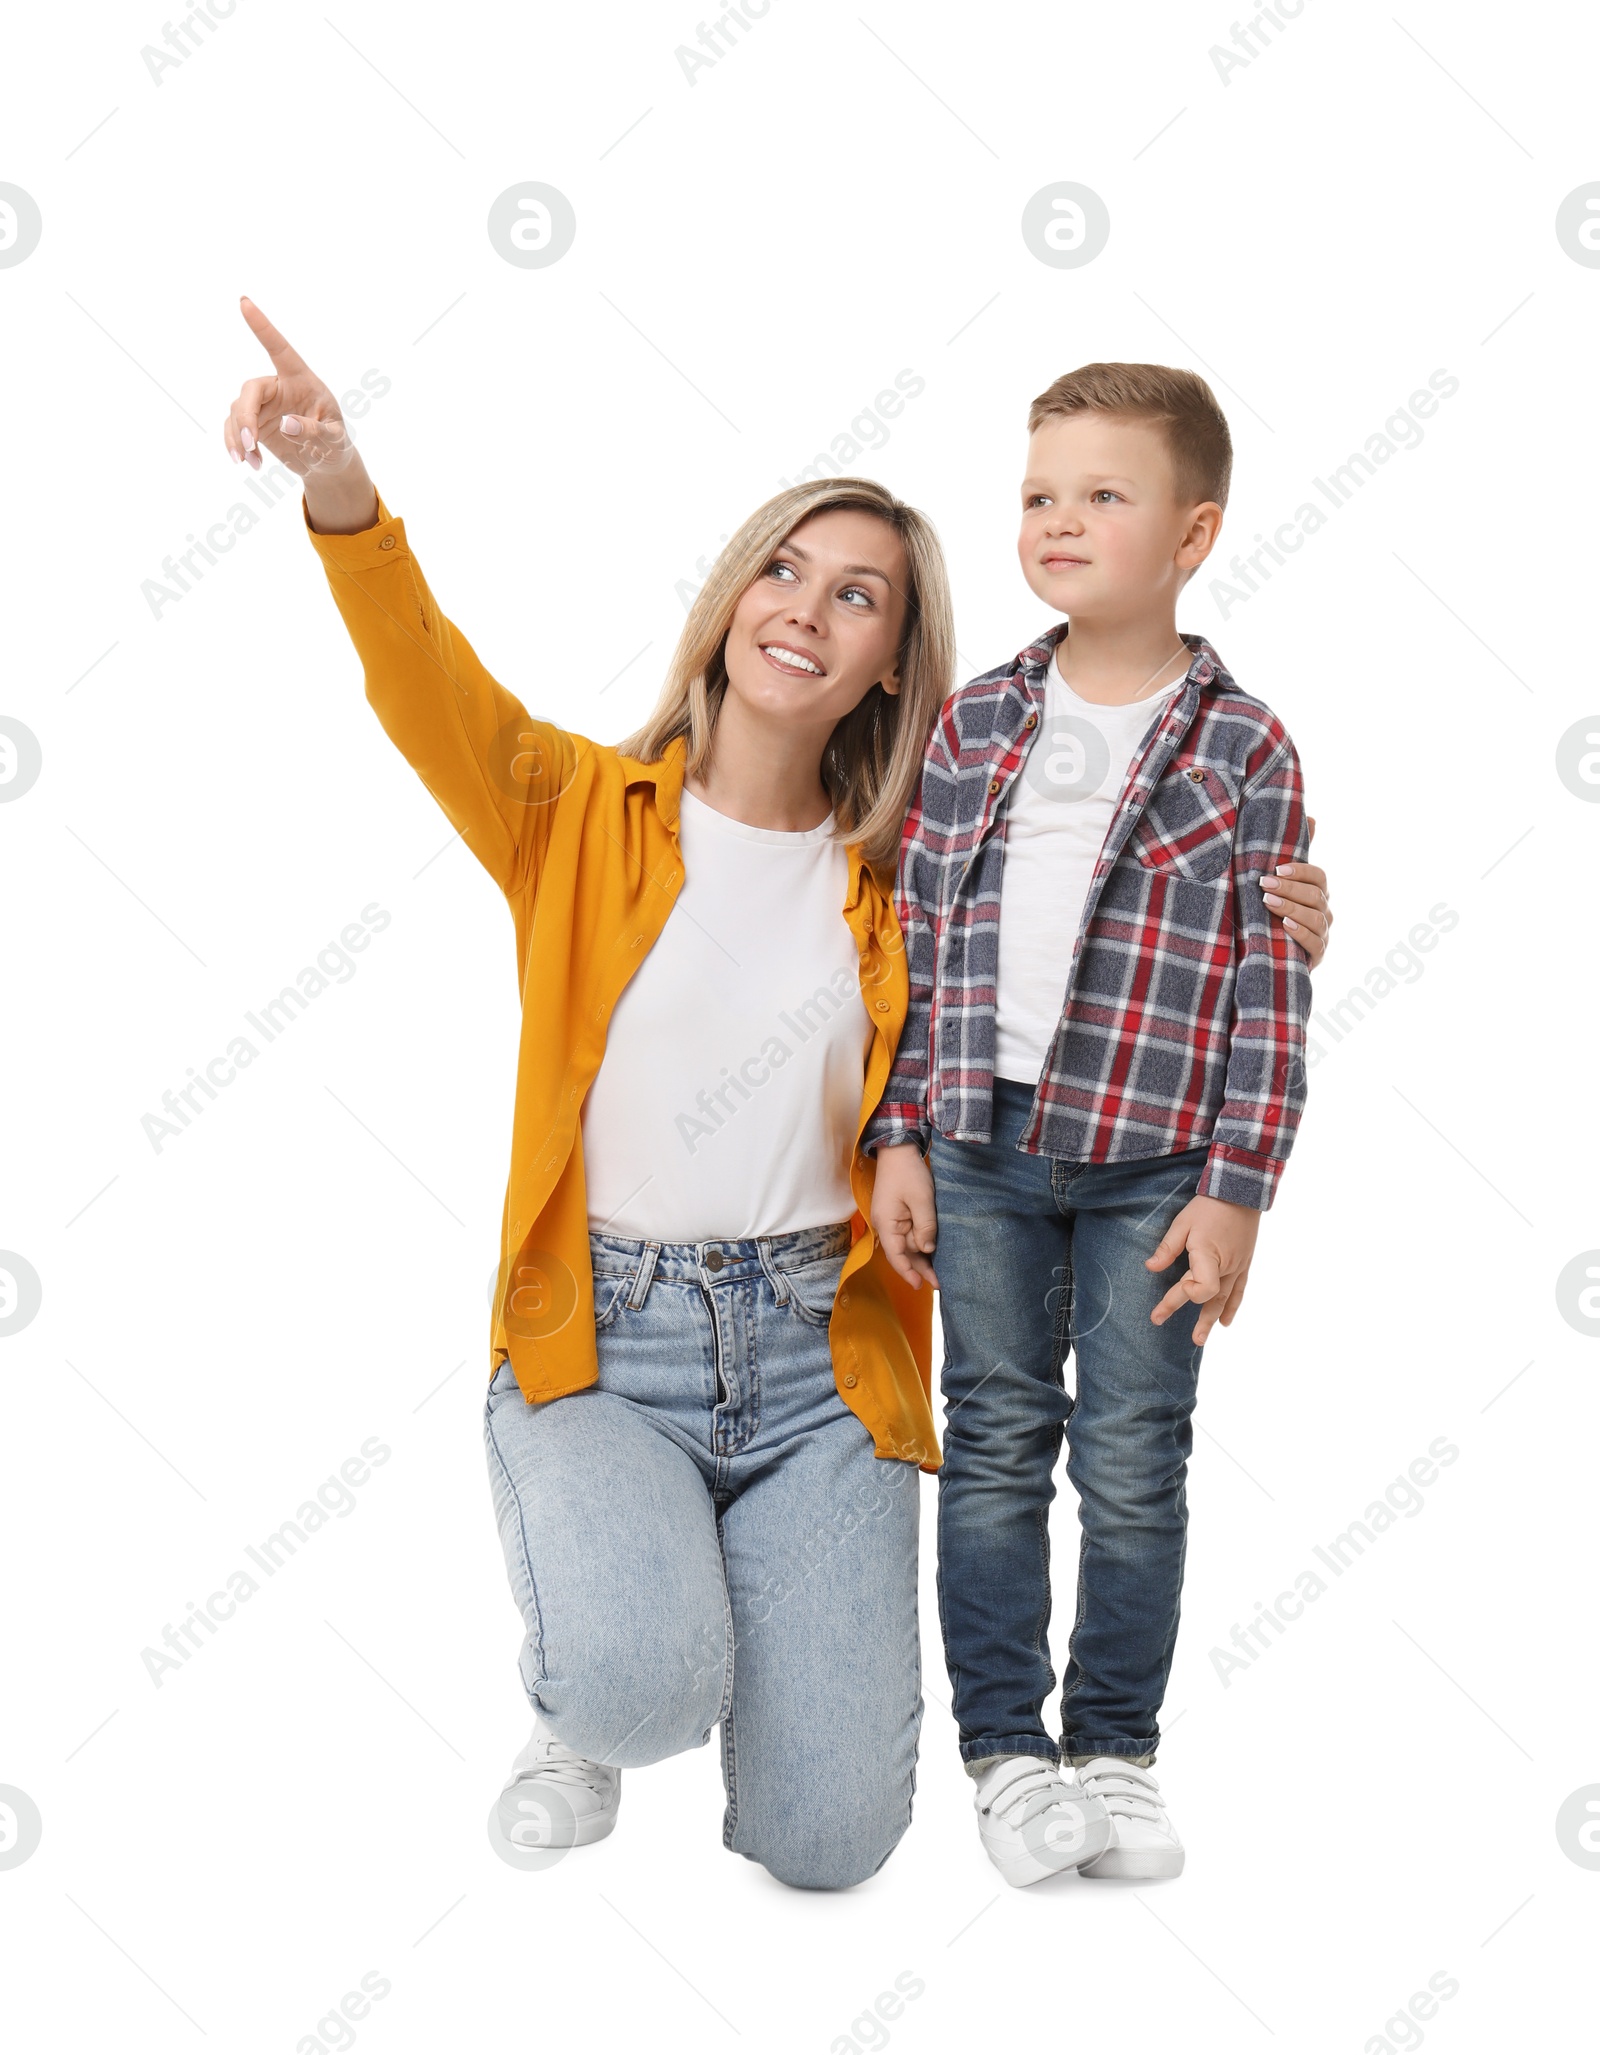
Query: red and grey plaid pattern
[[863, 625, 1311, 1211]]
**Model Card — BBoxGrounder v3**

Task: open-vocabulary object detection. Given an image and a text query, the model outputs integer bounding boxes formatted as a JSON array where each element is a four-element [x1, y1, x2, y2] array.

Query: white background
[[3, 0, 1597, 2049]]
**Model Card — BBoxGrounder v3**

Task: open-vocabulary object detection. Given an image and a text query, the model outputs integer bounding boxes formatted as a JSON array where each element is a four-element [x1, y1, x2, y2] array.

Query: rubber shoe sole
[[1079, 1840, 1184, 1880], [979, 1795, 1112, 1887], [486, 1782, 619, 1867]]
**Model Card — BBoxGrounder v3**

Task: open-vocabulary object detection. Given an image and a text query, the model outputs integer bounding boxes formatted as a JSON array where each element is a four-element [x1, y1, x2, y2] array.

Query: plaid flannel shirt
[[862, 624, 1311, 1210]]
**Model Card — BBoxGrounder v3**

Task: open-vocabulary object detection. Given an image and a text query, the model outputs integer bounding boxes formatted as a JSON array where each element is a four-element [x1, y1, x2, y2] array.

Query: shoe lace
[[1074, 1760, 1165, 1825], [509, 1735, 611, 1796]]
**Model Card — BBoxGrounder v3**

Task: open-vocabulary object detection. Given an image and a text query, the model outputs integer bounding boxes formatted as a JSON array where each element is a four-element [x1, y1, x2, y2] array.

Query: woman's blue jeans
[[930, 1078, 1209, 1768], [484, 1222, 922, 1890]]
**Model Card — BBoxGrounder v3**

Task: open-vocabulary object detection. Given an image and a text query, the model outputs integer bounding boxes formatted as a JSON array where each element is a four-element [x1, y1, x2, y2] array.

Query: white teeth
[[764, 645, 822, 675]]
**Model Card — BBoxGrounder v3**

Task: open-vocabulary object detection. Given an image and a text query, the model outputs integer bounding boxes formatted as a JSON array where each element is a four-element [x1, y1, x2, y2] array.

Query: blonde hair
[[619, 478, 955, 872], [1028, 361, 1233, 510]]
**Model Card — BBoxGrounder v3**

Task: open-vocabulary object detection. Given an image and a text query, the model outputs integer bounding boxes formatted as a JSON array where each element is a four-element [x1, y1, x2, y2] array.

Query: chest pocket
[[1127, 762, 1238, 884]]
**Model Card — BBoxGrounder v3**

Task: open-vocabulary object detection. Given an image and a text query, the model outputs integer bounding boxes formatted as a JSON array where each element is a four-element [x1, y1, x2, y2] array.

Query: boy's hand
[[870, 1142, 940, 1290], [1147, 1194, 1261, 1344]]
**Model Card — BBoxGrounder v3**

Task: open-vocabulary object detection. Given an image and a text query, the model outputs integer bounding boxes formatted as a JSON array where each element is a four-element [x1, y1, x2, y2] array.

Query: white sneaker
[[490, 1716, 621, 1858], [972, 1756, 1112, 1887], [1073, 1758, 1185, 1879]]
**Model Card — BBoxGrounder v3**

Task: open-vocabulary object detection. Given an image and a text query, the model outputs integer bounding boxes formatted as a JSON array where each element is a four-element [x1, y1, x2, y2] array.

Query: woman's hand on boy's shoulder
[[1260, 814, 1332, 969]]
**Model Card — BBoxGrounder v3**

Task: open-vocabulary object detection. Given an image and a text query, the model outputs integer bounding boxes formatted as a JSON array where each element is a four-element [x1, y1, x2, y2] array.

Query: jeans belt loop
[[626, 1240, 661, 1311], [755, 1235, 789, 1305]]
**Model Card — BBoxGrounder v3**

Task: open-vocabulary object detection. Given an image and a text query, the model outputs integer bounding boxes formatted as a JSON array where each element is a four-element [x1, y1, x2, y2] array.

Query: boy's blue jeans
[[930, 1077, 1209, 1768]]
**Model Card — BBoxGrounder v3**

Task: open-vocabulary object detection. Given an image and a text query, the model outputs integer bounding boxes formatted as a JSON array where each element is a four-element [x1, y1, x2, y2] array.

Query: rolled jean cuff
[[960, 1736, 1059, 1770], [1064, 1742, 1157, 1767]]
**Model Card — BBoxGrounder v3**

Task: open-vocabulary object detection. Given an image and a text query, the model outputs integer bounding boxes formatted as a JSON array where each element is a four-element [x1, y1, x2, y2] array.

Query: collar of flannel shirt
[[1011, 621, 1232, 699]]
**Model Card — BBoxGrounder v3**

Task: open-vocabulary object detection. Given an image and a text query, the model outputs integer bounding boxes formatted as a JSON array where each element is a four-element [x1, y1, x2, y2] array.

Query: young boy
[[866, 363, 1314, 1886]]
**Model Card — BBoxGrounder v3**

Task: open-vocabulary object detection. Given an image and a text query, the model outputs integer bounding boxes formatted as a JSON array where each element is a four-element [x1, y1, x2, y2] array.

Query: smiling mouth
[[759, 642, 825, 677], [1042, 554, 1090, 569]]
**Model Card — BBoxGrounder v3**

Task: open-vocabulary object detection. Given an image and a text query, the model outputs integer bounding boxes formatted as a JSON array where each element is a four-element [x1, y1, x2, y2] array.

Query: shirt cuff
[[861, 1106, 930, 1158], [300, 489, 406, 566], [1198, 1143, 1284, 1211]]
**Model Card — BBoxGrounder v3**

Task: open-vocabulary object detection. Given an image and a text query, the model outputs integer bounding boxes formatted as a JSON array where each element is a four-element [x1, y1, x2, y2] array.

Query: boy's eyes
[[1023, 489, 1124, 507]]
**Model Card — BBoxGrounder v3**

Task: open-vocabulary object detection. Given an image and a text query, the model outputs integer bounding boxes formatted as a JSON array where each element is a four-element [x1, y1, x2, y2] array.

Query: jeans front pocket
[[781, 1249, 847, 1329], [591, 1269, 635, 1334]]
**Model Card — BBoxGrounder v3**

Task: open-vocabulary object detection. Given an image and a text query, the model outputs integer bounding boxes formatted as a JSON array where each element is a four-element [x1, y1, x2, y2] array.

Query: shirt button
[[988, 779, 1001, 795], [874, 999, 889, 1012], [843, 1373, 857, 1388], [379, 536, 395, 550], [705, 1250, 724, 1272], [1024, 713, 1038, 730], [1188, 768, 1205, 783]]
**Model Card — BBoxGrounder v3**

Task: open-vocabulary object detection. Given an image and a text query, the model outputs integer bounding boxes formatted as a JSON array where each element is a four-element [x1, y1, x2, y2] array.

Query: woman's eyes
[[765, 561, 873, 607]]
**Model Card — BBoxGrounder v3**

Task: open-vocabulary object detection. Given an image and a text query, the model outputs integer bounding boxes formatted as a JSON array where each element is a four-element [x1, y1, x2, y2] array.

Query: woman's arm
[[224, 298, 573, 901]]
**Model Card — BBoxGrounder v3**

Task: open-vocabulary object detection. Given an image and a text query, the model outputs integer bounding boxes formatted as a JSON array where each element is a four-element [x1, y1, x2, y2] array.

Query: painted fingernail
[[1284, 917, 1300, 931], [1275, 863, 1294, 876], [240, 427, 255, 451], [1263, 891, 1284, 906], [282, 415, 301, 435], [228, 446, 240, 462]]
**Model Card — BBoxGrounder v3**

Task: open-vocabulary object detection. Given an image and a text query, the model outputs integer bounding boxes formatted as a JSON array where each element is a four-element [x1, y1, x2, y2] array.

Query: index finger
[[1269, 860, 1327, 894], [1261, 875, 1326, 911], [1183, 1245, 1221, 1302], [239, 295, 310, 377], [1151, 1274, 1203, 1324]]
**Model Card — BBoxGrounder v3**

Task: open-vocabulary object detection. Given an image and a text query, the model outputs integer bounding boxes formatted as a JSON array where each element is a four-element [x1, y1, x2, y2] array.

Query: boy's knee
[[943, 1361, 1068, 1470], [1068, 1416, 1190, 1514]]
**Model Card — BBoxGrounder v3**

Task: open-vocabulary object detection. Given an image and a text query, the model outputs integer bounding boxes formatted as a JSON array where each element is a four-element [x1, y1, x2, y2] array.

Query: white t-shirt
[[993, 651, 1184, 1084], [580, 789, 873, 1241]]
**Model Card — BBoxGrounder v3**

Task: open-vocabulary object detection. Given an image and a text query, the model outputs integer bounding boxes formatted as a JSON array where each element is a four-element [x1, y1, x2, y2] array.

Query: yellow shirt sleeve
[[300, 491, 574, 900]]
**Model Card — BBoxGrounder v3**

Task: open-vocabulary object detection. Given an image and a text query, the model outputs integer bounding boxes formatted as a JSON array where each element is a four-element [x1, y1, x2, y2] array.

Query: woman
[[222, 297, 1332, 1890]]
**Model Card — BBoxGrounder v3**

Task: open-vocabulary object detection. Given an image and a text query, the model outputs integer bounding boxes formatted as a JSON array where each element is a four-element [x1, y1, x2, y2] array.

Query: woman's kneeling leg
[[484, 1369, 729, 1767], [719, 1415, 922, 1890]]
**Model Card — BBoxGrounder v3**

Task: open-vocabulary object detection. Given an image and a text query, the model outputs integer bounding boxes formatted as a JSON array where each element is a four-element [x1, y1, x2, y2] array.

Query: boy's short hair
[[1028, 362, 1232, 511]]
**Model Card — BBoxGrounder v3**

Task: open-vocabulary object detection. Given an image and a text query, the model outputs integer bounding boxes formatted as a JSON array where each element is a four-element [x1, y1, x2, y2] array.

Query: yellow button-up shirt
[[303, 494, 939, 1471]]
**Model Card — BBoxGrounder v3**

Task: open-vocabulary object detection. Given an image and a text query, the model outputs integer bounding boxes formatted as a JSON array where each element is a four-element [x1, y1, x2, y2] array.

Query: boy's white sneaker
[[972, 1756, 1112, 1886], [1073, 1758, 1185, 1879], [490, 1716, 621, 1857]]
